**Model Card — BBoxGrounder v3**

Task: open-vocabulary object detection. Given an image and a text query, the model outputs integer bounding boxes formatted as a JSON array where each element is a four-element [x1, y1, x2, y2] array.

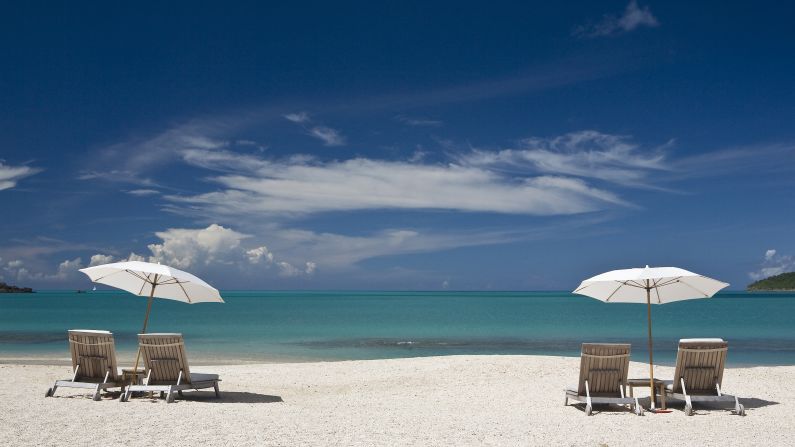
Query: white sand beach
[[0, 355, 791, 446]]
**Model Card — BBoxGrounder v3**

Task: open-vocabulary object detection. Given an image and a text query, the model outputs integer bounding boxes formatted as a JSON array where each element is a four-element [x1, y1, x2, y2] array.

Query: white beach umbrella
[[79, 261, 224, 333], [79, 261, 224, 379], [573, 265, 729, 409]]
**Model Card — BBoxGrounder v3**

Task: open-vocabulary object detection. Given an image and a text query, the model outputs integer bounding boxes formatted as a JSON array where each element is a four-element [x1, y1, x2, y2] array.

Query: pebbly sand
[[0, 355, 790, 446]]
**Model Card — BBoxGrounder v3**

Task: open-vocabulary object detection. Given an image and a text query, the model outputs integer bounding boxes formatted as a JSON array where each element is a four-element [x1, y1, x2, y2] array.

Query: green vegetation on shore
[[0, 282, 34, 293], [747, 272, 795, 291]]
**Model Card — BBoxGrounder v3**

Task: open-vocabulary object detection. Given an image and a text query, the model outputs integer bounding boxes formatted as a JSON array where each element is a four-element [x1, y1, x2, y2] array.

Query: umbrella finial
[[645, 265, 650, 269]]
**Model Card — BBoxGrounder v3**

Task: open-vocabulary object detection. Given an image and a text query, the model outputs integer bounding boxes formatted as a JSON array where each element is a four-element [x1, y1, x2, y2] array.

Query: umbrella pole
[[131, 280, 157, 384], [140, 292, 155, 334], [646, 284, 656, 410]]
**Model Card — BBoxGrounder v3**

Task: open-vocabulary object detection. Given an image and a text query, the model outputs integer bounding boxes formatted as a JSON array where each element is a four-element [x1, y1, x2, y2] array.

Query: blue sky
[[1, 0, 794, 290]]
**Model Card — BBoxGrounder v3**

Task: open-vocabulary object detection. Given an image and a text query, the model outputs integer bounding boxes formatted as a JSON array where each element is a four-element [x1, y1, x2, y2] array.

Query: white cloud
[[749, 249, 795, 280], [284, 112, 311, 124], [308, 126, 346, 146], [78, 170, 159, 187], [574, 1, 659, 38], [11, 257, 85, 282], [265, 226, 538, 269], [79, 119, 234, 186], [89, 254, 115, 266], [246, 246, 274, 264], [283, 112, 347, 146], [126, 252, 147, 262], [180, 148, 270, 173], [276, 261, 316, 277], [56, 258, 84, 278], [135, 224, 313, 276], [395, 115, 443, 127], [0, 162, 42, 191], [461, 130, 669, 187], [276, 261, 301, 277], [147, 224, 250, 269], [169, 149, 628, 218], [7, 259, 24, 269], [126, 189, 160, 196], [305, 261, 317, 275], [235, 139, 268, 152]]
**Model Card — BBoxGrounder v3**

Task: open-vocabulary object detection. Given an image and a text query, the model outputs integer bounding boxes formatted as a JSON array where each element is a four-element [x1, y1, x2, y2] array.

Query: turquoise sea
[[1, 291, 793, 365]]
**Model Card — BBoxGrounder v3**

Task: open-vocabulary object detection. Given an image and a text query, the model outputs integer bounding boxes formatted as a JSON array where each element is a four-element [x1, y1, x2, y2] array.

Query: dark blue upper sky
[[2, 0, 794, 290]]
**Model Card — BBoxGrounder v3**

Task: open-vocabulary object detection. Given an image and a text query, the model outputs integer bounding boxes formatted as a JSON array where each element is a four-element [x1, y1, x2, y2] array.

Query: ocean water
[[0, 290, 793, 366]]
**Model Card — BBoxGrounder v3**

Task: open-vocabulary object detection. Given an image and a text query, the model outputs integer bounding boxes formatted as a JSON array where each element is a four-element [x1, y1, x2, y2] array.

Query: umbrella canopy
[[79, 261, 224, 334], [573, 266, 729, 304], [573, 265, 729, 409], [79, 261, 224, 306]]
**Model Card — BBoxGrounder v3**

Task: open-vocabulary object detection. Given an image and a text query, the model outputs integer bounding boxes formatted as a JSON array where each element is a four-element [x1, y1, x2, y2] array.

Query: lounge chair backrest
[[138, 333, 192, 384], [670, 338, 727, 393], [577, 343, 631, 396], [67, 329, 120, 381]]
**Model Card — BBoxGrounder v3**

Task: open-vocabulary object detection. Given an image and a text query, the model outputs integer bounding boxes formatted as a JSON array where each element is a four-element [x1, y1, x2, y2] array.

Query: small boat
[[75, 290, 87, 294]]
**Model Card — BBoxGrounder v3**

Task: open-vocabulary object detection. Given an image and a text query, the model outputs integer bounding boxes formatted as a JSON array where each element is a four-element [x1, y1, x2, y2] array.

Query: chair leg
[[166, 386, 176, 403], [93, 385, 102, 401], [735, 396, 746, 416], [46, 383, 58, 397], [214, 381, 220, 398]]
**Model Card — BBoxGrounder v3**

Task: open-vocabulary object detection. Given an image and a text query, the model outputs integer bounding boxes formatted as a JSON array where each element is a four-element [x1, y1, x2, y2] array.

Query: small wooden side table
[[627, 378, 666, 410], [121, 367, 145, 386], [121, 367, 146, 398]]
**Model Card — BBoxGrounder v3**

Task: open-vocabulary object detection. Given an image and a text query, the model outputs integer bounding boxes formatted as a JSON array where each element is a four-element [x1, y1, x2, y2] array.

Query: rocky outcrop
[[0, 282, 34, 293]]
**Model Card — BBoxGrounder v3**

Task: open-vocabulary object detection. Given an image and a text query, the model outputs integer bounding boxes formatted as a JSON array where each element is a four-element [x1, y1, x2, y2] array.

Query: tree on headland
[[0, 282, 34, 293], [747, 272, 795, 291]]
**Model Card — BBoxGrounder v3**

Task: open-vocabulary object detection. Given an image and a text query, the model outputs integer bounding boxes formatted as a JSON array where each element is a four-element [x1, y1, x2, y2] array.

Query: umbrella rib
[[135, 271, 151, 296], [604, 281, 626, 302], [655, 277, 682, 288], [125, 270, 152, 284], [572, 283, 591, 293], [92, 269, 132, 283], [676, 279, 711, 298], [159, 278, 183, 285], [654, 286, 662, 304], [176, 280, 192, 303]]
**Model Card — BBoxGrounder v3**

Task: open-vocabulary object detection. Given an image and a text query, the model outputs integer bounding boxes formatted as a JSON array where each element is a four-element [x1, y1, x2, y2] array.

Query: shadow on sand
[[82, 390, 285, 403], [164, 390, 284, 403], [568, 395, 779, 416]]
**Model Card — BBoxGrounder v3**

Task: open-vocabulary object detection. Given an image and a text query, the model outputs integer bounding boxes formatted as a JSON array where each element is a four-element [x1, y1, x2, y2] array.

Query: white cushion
[[680, 338, 724, 343], [190, 372, 219, 382], [69, 329, 112, 334]]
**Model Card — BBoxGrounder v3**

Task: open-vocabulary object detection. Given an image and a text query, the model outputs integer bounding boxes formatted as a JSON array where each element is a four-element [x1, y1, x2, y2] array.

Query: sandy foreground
[[0, 355, 791, 446]]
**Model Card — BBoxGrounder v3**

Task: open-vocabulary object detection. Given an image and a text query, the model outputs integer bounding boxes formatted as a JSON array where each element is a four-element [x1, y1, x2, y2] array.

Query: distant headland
[[747, 272, 795, 291], [0, 282, 34, 293]]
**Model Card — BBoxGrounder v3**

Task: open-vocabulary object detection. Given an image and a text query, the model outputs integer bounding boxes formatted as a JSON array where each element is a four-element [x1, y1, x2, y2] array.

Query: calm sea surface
[[1, 290, 793, 365]]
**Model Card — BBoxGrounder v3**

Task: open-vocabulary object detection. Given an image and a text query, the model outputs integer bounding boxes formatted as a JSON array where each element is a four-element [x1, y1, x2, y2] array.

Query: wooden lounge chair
[[564, 343, 643, 416], [663, 338, 745, 416], [121, 333, 220, 403], [45, 329, 125, 401]]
